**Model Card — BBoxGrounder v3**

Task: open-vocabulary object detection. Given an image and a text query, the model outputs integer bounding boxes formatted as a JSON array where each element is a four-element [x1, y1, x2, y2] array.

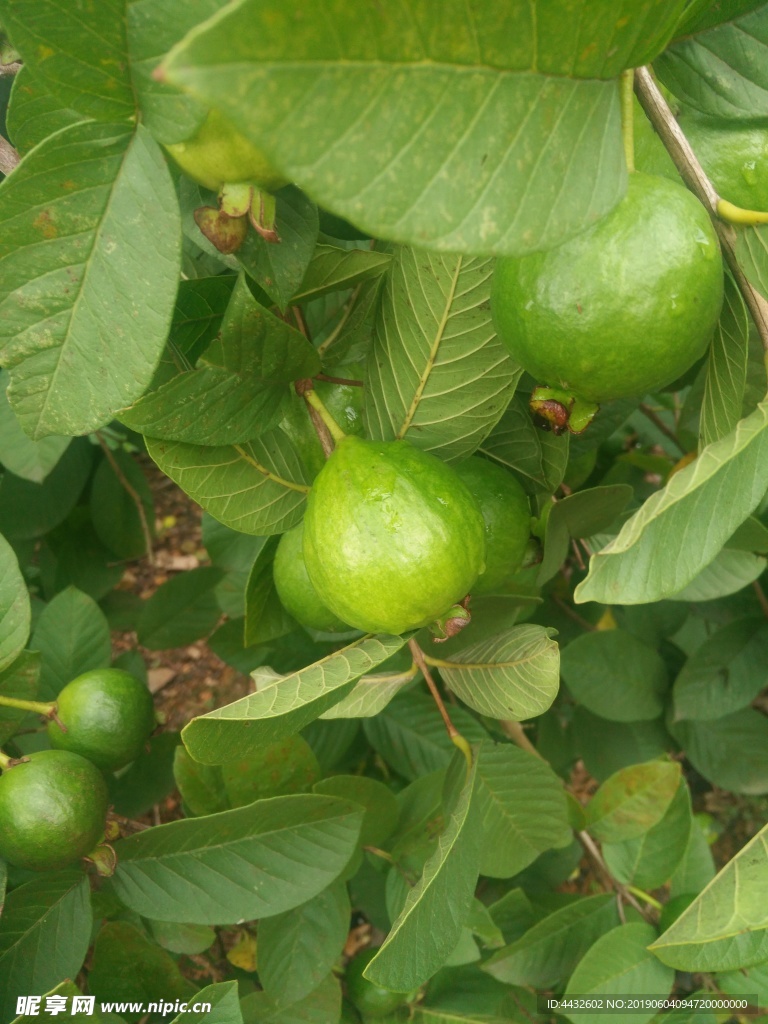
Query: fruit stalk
[[408, 639, 473, 773], [295, 378, 347, 458], [0, 693, 57, 717], [634, 66, 768, 355], [0, 749, 21, 771]]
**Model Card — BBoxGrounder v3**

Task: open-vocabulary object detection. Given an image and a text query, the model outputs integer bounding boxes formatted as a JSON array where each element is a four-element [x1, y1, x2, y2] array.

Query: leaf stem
[[96, 434, 155, 565], [500, 720, 545, 760], [408, 638, 473, 773], [625, 884, 663, 911], [634, 66, 768, 355], [233, 444, 310, 494], [0, 749, 27, 771], [638, 403, 686, 455], [296, 379, 347, 448], [717, 199, 768, 227], [0, 694, 57, 716], [577, 830, 656, 922], [620, 70, 635, 173]]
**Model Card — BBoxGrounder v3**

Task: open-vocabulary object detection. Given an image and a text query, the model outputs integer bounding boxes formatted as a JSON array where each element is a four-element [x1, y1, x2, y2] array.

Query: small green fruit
[[491, 173, 724, 403], [273, 523, 351, 633], [165, 107, 287, 192], [48, 668, 156, 772], [0, 750, 109, 871], [303, 436, 485, 635], [454, 457, 531, 595], [345, 948, 413, 1019], [681, 116, 768, 213]]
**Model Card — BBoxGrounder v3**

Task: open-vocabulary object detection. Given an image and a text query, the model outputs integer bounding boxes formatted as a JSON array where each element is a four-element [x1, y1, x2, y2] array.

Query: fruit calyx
[[529, 386, 599, 435], [430, 596, 472, 642]]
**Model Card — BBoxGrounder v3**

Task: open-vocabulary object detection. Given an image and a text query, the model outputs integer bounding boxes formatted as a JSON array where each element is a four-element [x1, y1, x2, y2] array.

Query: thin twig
[[292, 305, 311, 341], [578, 830, 656, 922], [634, 66, 768, 354], [0, 135, 20, 176], [638, 403, 686, 455], [552, 595, 597, 632], [96, 434, 155, 565], [409, 638, 461, 742], [0, 62, 22, 78]]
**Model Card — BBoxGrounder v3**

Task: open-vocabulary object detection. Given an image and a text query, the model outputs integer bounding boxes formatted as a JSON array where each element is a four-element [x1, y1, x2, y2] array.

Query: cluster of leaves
[[0, 0, 767, 1020]]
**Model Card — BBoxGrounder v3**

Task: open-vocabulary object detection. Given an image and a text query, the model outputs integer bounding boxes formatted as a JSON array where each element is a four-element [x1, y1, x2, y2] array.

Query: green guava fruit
[[491, 172, 724, 403], [679, 115, 768, 211], [303, 436, 486, 635], [165, 107, 287, 192], [453, 457, 531, 595], [345, 948, 413, 1018], [273, 522, 351, 633], [47, 667, 156, 772], [0, 749, 109, 871]]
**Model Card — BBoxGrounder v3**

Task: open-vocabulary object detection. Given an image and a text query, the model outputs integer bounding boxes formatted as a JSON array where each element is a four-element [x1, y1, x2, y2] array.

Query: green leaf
[[585, 760, 682, 843], [30, 586, 111, 700], [564, 922, 675, 1024], [736, 225, 768, 302], [560, 630, 668, 722], [572, 708, 674, 782], [89, 921, 195, 1011], [313, 775, 400, 847], [672, 617, 768, 721], [670, 817, 716, 898], [220, 735, 321, 808], [656, 7, 768, 120], [365, 749, 481, 991], [110, 733, 181, 819], [671, 548, 767, 601], [0, 370, 70, 481], [602, 780, 693, 890], [650, 822, 768, 971], [483, 894, 620, 988], [319, 667, 416, 720], [538, 485, 635, 584], [244, 539, 297, 646], [575, 401, 768, 604], [6, 65, 83, 155], [475, 743, 572, 879], [9, 980, 120, 1024], [236, 186, 319, 311], [112, 794, 363, 924], [293, 245, 392, 303], [365, 249, 519, 462], [363, 690, 488, 782], [0, 439, 93, 540], [137, 566, 225, 650], [181, 632, 411, 764], [431, 625, 560, 722], [670, 708, 768, 795], [146, 430, 309, 536], [90, 450, 154, 560], [0, 122, 181, 438], [0, 651, 40, 746], [146, 919, 215, 956], [0, 872, 92, 1024], [240, 972, 340, 1024], [2, 0, 134, 121], [701, 277, 751, 448], [258, 882, 350, 1005], [0, 534, 29, 675], [160, 0, 654, 256], [479, 395, 570, 493], [170, 982, 242, 1024], [169, 275, 237, 362]]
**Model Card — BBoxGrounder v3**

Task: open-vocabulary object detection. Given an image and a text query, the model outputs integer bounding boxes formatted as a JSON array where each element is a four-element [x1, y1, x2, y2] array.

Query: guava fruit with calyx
[[47, 667, 156, 772], [345, 948, 415, 1018], [491, 172, 724, 405], [0, 749, 109, 871], [302, 436, 485, 636], [165, 107, 287, 193], [273, 522, 351, 633], [454, 457, 532, 595]]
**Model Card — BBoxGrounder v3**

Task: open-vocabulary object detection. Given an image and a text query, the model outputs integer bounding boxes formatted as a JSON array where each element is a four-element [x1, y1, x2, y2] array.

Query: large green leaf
[[0, 370, 70, 482], [88, 921, 195, 1011], [560, 630, 668, 723], [670, 708, 768, 795], [0, 651, 40, 746], [2, 0, 134, 121], [30, 586, 111, 700], [0, 122, 180, 439], [293, 245, 391, 303], [650, 823, 768, 971], [145, 429, 309, 536], [240, 972, 340, 1024], [112, 794, 363, 924], [572, 708, 674, 782], [483, 894, 620, 988], [585, 760, 682, 843], [479, 395, 570, 493], [671, 548, 767, 601], [736, 225, 768, 302], [0, 439, 93, 540], [319, 666, 417, 719], [656, 6, 768, 120], [258, 882, 350, 1005], [171, 982, 242, 1024], [365, 749, 481, 991], [602, 780, 693, 891], [429, 625, 559, 721], [181, 632, 411, 764], [0, 534, 29, 675], [700, 277, 751, 448], [365, 248, 519, 461], [159, 0, 666, 256], [0, 872, 92, 1023], [475, 743, 571, 878], [564, 923, 675, 1024], [6, 66, 83, 155], [575, 401, 768, 604], [672, 618, 768, 722], [137, 566, 225, 649]]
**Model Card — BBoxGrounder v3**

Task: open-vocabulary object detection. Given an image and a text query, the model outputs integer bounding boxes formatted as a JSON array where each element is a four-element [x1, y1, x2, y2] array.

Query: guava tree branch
[[0, 62, 22, 77], [0, 135, 20, 176], [634, 66, 768, 354]]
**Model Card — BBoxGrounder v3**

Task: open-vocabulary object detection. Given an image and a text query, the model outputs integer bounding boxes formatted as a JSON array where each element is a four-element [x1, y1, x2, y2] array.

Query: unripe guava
[[303, 436, 485, 635], [274, 523, 351, 633]]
